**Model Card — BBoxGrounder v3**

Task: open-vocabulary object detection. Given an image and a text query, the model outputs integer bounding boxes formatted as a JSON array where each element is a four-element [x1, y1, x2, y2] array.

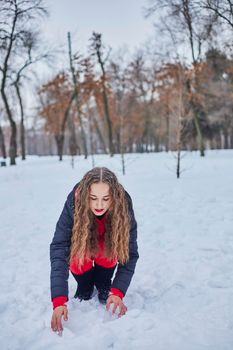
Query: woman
[[50, 167, 139, 334]]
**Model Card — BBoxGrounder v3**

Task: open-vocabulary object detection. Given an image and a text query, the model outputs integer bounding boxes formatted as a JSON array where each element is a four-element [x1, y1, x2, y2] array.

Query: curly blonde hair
[[69, 167, 130, 266]]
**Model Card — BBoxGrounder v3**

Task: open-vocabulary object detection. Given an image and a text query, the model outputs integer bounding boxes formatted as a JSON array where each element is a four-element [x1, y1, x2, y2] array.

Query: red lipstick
[[95, 209, 104, 213]]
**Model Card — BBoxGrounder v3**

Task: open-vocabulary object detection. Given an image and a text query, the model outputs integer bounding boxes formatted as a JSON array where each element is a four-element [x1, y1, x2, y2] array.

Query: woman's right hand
[[51, 305, 68, 334]]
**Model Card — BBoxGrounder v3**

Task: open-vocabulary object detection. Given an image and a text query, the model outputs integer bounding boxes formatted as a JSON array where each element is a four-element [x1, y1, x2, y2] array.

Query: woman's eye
[[90, 198, 109, 201]]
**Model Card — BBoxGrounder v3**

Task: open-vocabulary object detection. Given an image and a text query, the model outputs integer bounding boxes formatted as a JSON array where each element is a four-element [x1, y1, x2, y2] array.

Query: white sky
[[23, 0, 155, 122], [42, 0, 154, 54]]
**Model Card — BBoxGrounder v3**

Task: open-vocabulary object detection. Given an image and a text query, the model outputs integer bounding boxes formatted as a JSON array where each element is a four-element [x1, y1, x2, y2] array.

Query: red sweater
[[52, 214, 124, 309]]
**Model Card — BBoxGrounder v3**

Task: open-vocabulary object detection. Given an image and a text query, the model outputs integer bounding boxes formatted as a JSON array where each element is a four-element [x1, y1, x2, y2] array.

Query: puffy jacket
[[50, 184, 139, 301]]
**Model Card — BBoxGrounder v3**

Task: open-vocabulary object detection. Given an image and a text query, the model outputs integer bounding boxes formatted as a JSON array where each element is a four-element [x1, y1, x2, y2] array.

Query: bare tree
[[81, 56, 107, 154], [86, 103, 95, 168], [39, 73, 75, 161], [67, 32, 88, 159], [90, 32, 114, 156], [109, 60, 127, 174], [67, 108, 79, 161], [174, 63, 187, 178], [199, 48, 233, 149], [202, 0, 233, 29], [0, 0, 47, 165], [11, 30, 51, 160], [146, 0, 218, 156]]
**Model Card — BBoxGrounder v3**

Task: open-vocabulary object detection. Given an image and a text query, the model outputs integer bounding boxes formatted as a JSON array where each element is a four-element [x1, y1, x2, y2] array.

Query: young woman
[[50, 167, 139, 333]]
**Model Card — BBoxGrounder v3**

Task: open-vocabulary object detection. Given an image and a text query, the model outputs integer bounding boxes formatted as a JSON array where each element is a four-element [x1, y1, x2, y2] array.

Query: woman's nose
[[96, 200, 103, 208]]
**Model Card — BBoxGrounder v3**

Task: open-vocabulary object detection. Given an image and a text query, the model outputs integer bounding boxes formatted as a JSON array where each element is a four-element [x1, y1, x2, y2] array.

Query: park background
[[0, 1, 233, 349]]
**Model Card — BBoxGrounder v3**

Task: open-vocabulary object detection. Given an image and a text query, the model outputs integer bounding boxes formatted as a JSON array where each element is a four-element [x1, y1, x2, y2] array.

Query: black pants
[[71, 263, 117, 301]]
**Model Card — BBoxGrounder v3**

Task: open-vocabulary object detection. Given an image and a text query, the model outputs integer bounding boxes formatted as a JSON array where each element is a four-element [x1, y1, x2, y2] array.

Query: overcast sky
[[23, 1, 155, 115], [42, 0, 154, 54]]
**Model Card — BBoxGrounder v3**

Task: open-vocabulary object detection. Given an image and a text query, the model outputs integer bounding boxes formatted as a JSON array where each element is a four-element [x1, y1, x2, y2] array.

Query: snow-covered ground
[[0, 150, 233, 350]]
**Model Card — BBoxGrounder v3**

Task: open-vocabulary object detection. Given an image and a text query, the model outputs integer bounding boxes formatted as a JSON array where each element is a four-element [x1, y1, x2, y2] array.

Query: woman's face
[[89, 182, 111, 216]]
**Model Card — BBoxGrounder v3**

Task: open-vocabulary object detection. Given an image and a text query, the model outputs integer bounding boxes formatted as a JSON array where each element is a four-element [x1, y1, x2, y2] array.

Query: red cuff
[[110, 288, 124, 299], [52, 296, 68, 310]]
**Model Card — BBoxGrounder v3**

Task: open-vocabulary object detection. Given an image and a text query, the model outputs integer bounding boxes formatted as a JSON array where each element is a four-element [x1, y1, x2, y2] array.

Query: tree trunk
[[193, 111, 204, 156], [176, 148, 181, 179], [230, 127, 233, 149], [68, 113, 78, 156], [48, 134, 53, 155], [92, 115, 107, 153], [142, 107, 150, 153], [88, 112, 95, 168], [101, 77, 114, 156], [0, 126, 7, 159], [15, 82, 26, 160], [155, 136, 160, 152], [1, 11, 17, 165], [165, 112, 169, 152], [128, 138, 133, 153], [20, 118, 26, 160], [93, 33, 114, 156], [119, 111, 125, 175], [215, 130, 222, 149], [55, 134, 64, 161], [115, 129, 120, 154], [0, 88, 17, 165], [223, 127, 229, 149], [176, 71, 183, 179]]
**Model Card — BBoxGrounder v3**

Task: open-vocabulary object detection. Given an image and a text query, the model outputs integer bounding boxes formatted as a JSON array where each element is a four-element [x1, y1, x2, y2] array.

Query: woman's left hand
[[106, 294, 127, 317]]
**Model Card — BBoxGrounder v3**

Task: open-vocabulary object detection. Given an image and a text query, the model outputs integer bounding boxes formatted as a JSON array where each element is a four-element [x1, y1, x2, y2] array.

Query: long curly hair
[[69, 167, 130, 266]]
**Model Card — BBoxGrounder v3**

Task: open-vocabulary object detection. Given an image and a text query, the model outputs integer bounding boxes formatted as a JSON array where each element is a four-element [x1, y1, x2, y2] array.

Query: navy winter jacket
[[50, 184, 139, 300]]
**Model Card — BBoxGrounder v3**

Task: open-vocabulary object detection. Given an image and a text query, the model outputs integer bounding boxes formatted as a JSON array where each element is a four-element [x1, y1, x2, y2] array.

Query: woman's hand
[[51, 305, 68, 334], [106, 295, 127, 317]]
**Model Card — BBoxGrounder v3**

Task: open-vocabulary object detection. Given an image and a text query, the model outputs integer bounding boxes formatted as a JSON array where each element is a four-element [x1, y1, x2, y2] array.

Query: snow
[[0, 150, 233, 350]]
